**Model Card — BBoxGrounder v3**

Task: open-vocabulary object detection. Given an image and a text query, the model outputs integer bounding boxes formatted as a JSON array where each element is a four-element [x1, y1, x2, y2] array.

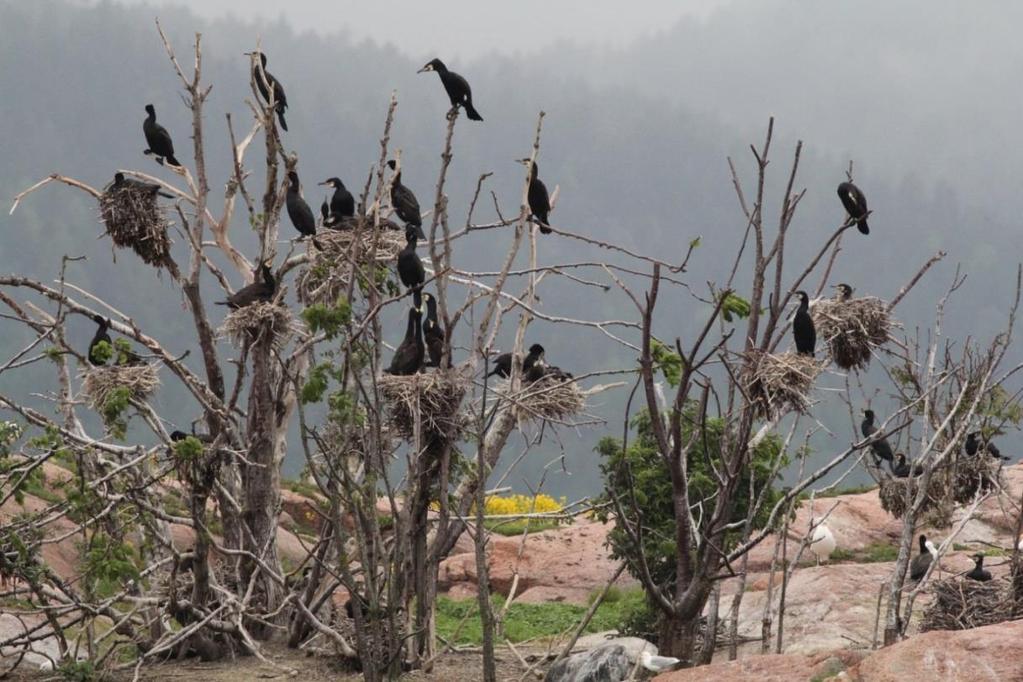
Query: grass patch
[[827, 542, 898, 564], [483, 518, 561, 537], [436, 589, 644, 645], [816, 483, 877, 498]]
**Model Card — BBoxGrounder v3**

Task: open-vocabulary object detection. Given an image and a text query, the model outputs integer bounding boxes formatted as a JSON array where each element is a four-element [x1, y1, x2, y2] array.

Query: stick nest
[[378, 369, 468, 443], [80, 364, 160, 409], [921, 577, 1015, 632], [742, 350, 824, 419], [812, 297, 892, 371], [99, 183, 172, 267], [951, 455, 1002, 504], [298, 227, 406, 305], [878, 475, 954, 528], [504, 375, 586, 422], [219, 302, 296, 349]]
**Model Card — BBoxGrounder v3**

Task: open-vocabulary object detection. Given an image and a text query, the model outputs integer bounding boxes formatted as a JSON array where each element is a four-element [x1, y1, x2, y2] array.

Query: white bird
[[808, 522, 836, 564], [640, 650, 680, 673], [38, 660, 54, 671]]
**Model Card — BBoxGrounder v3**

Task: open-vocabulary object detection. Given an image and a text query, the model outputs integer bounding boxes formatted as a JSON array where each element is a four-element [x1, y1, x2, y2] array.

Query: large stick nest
[[878, 474, 954, 528], [812, 297, 892, 371], [921, 577, 1015, 632], [742, 350, 824, 419], [80, 364, 160, 409], [99, 183, 172, 267], [378, 369, 469, 443], [298, 225, 405, 305], [951, 455, 1002, 504], [502, 374, 587, 422], [218, 302, 297, 349]]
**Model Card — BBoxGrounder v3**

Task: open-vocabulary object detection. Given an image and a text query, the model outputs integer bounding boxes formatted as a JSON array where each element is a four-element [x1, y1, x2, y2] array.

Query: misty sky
[[76, 0, 733, 60]]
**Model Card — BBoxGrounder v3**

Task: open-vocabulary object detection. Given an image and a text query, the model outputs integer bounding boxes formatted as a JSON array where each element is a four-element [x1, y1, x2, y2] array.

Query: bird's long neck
[[146, 110, 156, 123], [262, 266, 275, 289], [393, 170, 402, 185]]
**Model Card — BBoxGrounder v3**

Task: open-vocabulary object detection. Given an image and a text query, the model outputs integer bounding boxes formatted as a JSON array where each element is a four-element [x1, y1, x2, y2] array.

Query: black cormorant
[[286, 171, 320, 248], [246, 51, 288, 131], [318, 178, 355, 227], [417, 58, 483, 121], [524, 360, 547, 384], [112, 172, 173, 198], [170, 430, 213, 444], [891, 453, 924, 478], [792, 290, 816, 356], [518, 159, 552, 234], [909, 534, 936, 582], [542, 365, 574, 382], [385, 306, 424, 376], [143, 104, 181, 167], [217, 261, 276, 309], [861, 409, 894, 463], [837, 182, 869, 235], [422, 292, 445, 368], [966, 554, 992, 582], [387, 160, 426, 239], [397, 228, 425, 291], [965, 431, 1010, 461], [488, 343, 545, 379], [88, 315, 112, 366], [833, 283, 854, 301], [320, 198, 330, 225]]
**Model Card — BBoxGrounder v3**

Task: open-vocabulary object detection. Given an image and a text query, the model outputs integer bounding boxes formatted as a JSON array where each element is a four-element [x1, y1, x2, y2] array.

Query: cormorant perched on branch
[[909, 534, 936, 582], [286, 171, 320, 248], [417, 58, 483, 121], [143, 104, 181, 167], [88, 315, 112, 366], [422, 292, 445, 368], [517, 159, 552, 234], [217, 262, 275, 309], [837, 182, 869, 235], [488, 343, 545, 379], [318, 178, 354, 227], [966, 554, 992, 582], [246, 51, 288, 131], [112, 172, 173, 198], [891, 453, 923, 478], [170, 430, 214, 444], [397, 228, 425, 291], [833, 283, 854, 301], [965, 431, 1010, 461], [387, 160, 426, 239], [861, 409, 894, 463], [792, 290, 816, 356], [386, 306, 424, 376]]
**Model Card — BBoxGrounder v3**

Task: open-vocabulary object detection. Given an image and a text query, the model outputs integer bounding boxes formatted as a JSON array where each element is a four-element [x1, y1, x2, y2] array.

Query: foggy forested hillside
[[1, 0, 1019, 499]]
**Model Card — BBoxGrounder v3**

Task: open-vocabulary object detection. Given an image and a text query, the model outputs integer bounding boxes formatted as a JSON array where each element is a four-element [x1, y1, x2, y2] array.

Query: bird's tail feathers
[[464, 101, 483, 121], [857, 219, 869, 235], [277, 110, 288, 132], [165, 154, 182, 168]]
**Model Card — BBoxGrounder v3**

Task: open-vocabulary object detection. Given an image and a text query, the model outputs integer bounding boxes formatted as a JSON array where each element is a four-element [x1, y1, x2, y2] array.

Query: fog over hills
[[1, 1, 1019, 499]]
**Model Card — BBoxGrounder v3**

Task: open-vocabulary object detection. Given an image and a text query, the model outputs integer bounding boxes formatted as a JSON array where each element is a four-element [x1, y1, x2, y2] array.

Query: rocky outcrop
[[653, 650, 863, 681], [545, 643, 633, 682]]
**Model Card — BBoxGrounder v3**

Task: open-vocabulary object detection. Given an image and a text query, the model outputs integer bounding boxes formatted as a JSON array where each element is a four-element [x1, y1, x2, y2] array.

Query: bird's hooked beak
[[318, 180, 330, 187], [417, 64, 433, 74]]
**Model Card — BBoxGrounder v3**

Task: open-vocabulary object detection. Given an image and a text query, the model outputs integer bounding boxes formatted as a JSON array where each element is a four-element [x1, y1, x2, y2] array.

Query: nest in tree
[[952, 455, 1002, 504], [742, 350, 824, 419], [218, 302, 296, 349], [921, 577, 1015, 632], [878, 474, 954, 528], [503, 374, 586, 422], [378, 369, 468, 443], [80, 364, 160, 409], [99, 183, 172, 267], [811, 297, 892, 371], [298, 226, 406, 305]]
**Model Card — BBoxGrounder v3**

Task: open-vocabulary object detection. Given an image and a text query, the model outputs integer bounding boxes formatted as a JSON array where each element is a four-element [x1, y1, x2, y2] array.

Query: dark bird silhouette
[[286, 171, 320, 248], [170, 430, 213, 444], [792, 290, 816, 356], [88, 315, 112, 366], [524, 362, 547, 384], [417, 58, 483, 121], [966, 554, 992, 582], [837, 181, 869, 235], [320, 198, 330, 225], [387, 160, 426, 239], [112, 172, 173, 198], [318, 178, 355, 227], [386, 306, 424, 376], [891, 453, 924, 478], [909, 534, 936, 582], [518, 159, 552, 234], [217, 261, 276, 309], [488, 343, 545, 379], [422, 292, 445, 368], [966, 431, 1010, 461], [833, 283, 854, 301], [397, 228, 425, 291], [861, 409, 894, 463], [246, 51, 288, 131], [143, 104, 181, 167], [542, 365, 574, 382]]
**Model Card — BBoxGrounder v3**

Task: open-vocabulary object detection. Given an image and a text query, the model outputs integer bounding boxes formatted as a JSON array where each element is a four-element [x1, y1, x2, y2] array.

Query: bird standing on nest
[[792, 290, 816, 356], [833, 283, 854, 301], [837, 181, 869, 235], [966, 554, 992, 582], [965, 431, 1010, 461], [112, 172, 173, 198], [319, 178, 355, 227], [397, 228, 425, 292], [422, 292, 445, 368], [517, 158, 552, 234], [217, 261, 276, 309], [386, 304, 424, 376], [909, 534, 938, 582], [143, 104, 181, 168], [417, 58, 483, 121], [861, 409, 894, 464], [246, 51, 288, 131], [488, 344, 545, 379], [891, 452, 924, 478], [387, 160, 426, 239], [286, 171, 320, 248], [87, 315, 112, 366]]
